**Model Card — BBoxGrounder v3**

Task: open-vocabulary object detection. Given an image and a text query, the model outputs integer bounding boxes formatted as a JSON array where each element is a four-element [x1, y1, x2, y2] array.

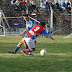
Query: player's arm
[[20, 29, 28, 36], [40, 30, 57, 43], [45, 32, 57, 43], [20, 25, 34, 36], [49, 36, 57, 43]]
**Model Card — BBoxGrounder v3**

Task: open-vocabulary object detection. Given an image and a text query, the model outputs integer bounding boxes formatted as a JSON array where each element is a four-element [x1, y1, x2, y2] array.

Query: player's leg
[[23, 48, 35, 53], [20, 38, 35, 56], [20, 48, 35, 56], [23, 39, 28, 50], [9, 38, 24, 54], [13, 38, 29, 53], [14, 39, 23, 53]]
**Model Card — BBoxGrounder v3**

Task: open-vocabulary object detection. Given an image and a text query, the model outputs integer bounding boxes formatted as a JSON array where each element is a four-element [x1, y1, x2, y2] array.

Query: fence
[[0, 9, 71, 36]]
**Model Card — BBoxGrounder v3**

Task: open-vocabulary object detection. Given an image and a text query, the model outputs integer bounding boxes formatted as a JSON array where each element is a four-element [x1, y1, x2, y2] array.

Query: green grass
[[0, 36, 72, 72]]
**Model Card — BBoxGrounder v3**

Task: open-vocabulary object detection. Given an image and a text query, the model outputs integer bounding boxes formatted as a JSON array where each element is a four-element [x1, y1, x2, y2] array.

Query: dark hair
[[40, 22, 46, 26], [23, 14, 28, 17]]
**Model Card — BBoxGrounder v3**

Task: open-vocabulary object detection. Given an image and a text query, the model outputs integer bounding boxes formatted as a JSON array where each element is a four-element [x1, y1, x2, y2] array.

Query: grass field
[[0, 36, 72, 72]]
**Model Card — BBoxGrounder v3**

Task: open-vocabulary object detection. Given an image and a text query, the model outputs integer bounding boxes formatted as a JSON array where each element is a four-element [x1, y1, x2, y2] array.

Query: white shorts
[[24, 38, 35, 48]]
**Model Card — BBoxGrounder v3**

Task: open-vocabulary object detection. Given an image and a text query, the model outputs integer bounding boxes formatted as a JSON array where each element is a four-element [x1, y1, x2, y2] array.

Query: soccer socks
[[14, 46, 19, 53], [23, 49, 32, 53], [14, 46, 28, 53], [25, 46, 28, 49]]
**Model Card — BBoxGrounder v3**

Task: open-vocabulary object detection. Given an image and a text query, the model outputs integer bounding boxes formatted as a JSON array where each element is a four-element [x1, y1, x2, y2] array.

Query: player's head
[[23, 14, 29, 21], [40, 22, 46, 27]]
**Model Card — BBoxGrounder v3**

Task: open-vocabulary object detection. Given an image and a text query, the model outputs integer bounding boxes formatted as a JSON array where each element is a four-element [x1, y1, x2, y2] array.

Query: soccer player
[[20, 22, 57, 56], [20, 14, 35, 35], [9, 14, 35, 54]]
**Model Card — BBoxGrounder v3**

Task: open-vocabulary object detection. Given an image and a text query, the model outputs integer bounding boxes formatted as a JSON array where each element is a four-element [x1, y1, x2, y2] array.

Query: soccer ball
[[40, 49, 47, 55]]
